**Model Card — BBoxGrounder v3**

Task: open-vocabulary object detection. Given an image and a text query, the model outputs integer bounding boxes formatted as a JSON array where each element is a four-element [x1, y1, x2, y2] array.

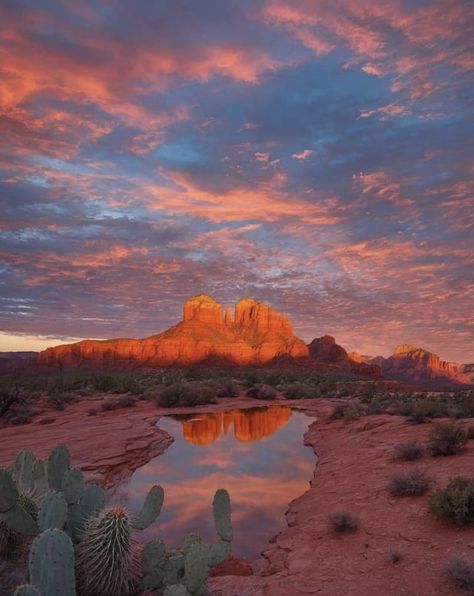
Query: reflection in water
[[175, 405, 292, 445], [113, 406, 314, 559]]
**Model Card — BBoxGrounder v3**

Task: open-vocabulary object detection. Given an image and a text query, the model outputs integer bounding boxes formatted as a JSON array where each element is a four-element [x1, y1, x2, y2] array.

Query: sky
[[1, 0, 473, 362]]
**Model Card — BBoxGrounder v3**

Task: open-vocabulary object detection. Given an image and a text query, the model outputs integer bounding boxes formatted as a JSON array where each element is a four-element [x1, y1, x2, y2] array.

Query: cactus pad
[[131, 484, 164, 530], [61, 469, 85, 505], [39, 492, 68, 531], [0, 468, 19, 512], [47, 445, 70, 492], [29, 529, 76, 596], [212, 489, 232, 542]]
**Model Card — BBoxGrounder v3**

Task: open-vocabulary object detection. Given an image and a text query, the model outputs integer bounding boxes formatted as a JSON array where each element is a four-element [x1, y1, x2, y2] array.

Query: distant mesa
[[372, 344, 473, 387], [38, 294, 309, 368], [179, 406, 292, 445]]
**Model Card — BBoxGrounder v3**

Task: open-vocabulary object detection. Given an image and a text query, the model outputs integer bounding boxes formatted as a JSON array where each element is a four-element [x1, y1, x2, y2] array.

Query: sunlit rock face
[[37, 294, 309, 367], [180, 406, 292, 445], [373, 345, 472, 387]]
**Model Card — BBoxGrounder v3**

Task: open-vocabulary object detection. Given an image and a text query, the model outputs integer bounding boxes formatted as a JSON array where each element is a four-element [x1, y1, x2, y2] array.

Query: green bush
[[330, 403, 360, 422], [216, 381, 240, 398], [429, 422, 468, 456], [245, 384, 278, 400], [279, 382, 313, 399], [429, 476, 474, 526], [156, 382, 218, 407]]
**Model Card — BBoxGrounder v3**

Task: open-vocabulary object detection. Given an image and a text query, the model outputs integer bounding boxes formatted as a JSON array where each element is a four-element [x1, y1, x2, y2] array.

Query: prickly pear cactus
[[66, 483, 105, 542], [131, 484, 164, 530], [11, 450, 36, 492], [141, 538, 167, 590], [14, 585, 41, 596], [29, 529, 76, 596], [46, 446, 70, 492], [164, 585, 191, 596], [76, 506, 139, 596], [61, 469, 84, 505], [38, 492, 68, 531], [0, 468, 19, 512], [0, 470, 38, 536], [212, 489, 232, 542], [184, 540, 211, 594]]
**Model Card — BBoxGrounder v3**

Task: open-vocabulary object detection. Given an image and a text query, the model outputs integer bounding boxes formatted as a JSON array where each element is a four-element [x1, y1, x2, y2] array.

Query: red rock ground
[[0, 397, 473, 595]]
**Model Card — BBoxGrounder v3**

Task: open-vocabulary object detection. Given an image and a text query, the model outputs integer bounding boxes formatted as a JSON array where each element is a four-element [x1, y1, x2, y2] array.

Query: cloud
[[291, 149, 313, 160], [0, 0, 472, 362]]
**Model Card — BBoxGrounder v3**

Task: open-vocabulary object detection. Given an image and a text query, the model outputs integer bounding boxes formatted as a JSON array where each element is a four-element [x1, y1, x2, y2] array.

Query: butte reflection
[[114, 405, 314, 558], [175, 405, 292, 445]]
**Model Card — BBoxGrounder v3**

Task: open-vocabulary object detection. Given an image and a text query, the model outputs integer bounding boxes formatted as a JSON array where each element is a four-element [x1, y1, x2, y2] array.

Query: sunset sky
[[1, 0, 473, 362]]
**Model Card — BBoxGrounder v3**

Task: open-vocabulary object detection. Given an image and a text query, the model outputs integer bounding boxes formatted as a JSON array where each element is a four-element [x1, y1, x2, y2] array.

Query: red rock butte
[[38, 294, 309, 368]]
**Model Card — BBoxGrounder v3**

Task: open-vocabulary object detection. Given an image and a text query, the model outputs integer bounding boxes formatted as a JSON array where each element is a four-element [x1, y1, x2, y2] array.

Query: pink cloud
[[291, 149, 313, 160]]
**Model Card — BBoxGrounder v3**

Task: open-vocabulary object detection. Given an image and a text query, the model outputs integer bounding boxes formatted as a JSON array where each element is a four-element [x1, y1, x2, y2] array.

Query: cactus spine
[[76, 506, 139, 596]]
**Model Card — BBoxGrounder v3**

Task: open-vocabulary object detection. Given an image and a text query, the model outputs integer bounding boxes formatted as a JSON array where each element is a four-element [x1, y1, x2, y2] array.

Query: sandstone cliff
[[37, 294, 309, 368], [307, 335, 381, 377], [372, 344, 473, 387]]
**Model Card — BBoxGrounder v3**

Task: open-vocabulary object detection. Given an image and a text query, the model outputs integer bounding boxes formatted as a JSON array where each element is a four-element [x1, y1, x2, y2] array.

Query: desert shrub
[[393, 441, 424, 461], [364, 398, 385, 415], [445, 556, 474, 592], [216, 381, 240, 398], [329, 511, 359, 533], [408, 398, 448, 424], [101, 398, 119, 411], [92, 375, 119, 392], [389, 548, 402, 564], [429, 422, 467, 456], [117, 395, 137, 407], [156, 382, 218, 407], [453, 397, 474, 419], [47, 392, 77, 411], [279, 382, 313, 399], [245, 384, 278, 400], [388, 469, 432, 496], [88, 408, 98, 416], [429, 476, 474, 526], [330, 403, 360, 422], [467, 425, 474, 440], [7, 411, 34, 425]]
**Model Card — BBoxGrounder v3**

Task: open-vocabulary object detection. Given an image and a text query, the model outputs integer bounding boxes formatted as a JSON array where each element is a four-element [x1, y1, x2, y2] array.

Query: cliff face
[[307, 335, 381, 377], [373, 344, 473, 387], [37, 294, 309, 368]]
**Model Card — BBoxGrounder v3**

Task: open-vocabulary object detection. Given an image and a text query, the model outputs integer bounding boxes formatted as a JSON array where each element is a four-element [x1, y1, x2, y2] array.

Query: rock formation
[[308, 335, 348, 363], [37, 294, 309, 368], [307, 335, 381, 377], [371, 344, 473, 387]]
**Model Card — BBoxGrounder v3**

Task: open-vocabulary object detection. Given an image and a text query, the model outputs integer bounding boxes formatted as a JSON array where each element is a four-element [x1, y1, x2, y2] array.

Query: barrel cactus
[[76, 506, 139, 596]]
